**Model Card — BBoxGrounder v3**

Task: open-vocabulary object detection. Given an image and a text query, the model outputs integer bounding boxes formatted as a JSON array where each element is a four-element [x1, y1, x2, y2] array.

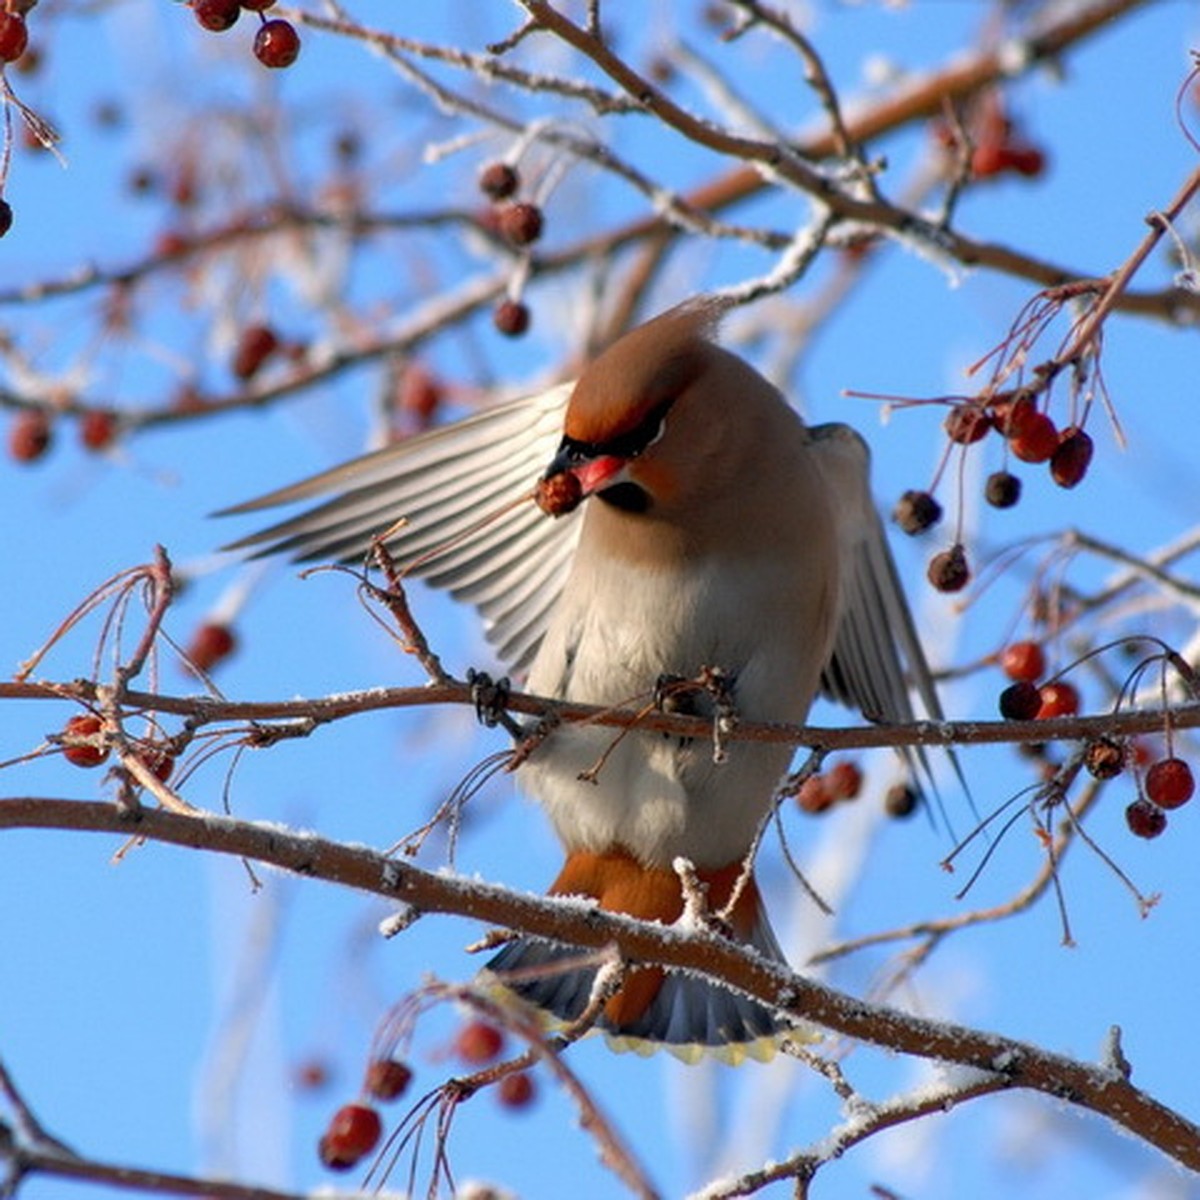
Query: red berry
[[990, 393, 1034, 437], [0, 199, 12, 238], [62, 714, 109, 768], [186, 622, 237, 672], [927, 544, 970, 593], [1144, 757, 1194, 810], [493, 299, 530, 337], [80, 409, 118, 451], [455, 1020, 504, 1065], [139, 747, 176, 784], [364, 1058, 413, 1103], [893, 489, 942, 536], [1008, 411, 1059, 463], [0, 13, 29, 62], [10, 410, 52, 463], [156, 230, 190, 258], [497, 202, 544, 246], [796, 773, 834, 814], [535, 469, 584, 517], [318, 1103, 382, 1170], [998, 681, 1041, 721], [399, 366, 443, 426], [999, 640, 1046, 684], [825, 760, 864, 802], [1008, 145, 1046, 178], [944, 405, 990, 445], [1125, 798, 1167, 840], [984, 469, 1021, 509], [971, 139, 1008, 179], [232, 323, 279, 380], [253, 19, 301, 68], [1036, 680, 1080, 719], [192, 0, 240, 32], [479, 162, 520, 201], [240, 0, 275, 9], [1050, 426, 1093, 489], [497, 1071, 535, 1110]]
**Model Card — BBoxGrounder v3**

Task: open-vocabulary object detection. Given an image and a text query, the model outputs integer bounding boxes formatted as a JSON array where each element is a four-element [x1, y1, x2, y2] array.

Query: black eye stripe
[[562, 396, 673, 462]]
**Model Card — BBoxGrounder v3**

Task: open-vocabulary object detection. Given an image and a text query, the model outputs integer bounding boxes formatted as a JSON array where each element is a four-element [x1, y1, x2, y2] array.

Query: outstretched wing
[[809, 423, 946, 779], [219, 384, 580, 674]]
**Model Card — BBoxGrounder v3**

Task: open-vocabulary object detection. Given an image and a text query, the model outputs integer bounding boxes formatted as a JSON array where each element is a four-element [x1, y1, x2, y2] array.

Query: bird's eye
[[571, 396, 673, 462]]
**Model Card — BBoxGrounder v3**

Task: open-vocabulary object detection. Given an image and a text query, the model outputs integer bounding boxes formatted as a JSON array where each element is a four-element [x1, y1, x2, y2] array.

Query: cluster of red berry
[[896, 393, 1094, 596], [794, 759, 917, 820], [317, 1019, 534, 1173], [8, 406, 123, 463], [190, 0, 300, 69], [0, 3, 28, 236], [996, 640, 1079, 723], [1126, 756, 1193, 840], [59, 714, 176, 782], [477, 161, 544, 338], [933, 101, 1047, 183], [452, 1019, 535, 1107], [995, 640, 1195, 841]]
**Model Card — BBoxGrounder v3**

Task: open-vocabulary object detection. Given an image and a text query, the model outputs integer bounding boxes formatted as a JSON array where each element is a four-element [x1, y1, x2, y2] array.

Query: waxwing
[[223, 297, 945, 1063]]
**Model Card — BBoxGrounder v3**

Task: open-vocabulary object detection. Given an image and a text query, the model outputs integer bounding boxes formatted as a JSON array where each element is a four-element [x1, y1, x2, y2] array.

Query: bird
[[221, 296, 945, 1063]]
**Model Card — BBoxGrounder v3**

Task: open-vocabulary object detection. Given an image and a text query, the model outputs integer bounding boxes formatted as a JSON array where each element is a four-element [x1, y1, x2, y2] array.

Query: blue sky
[[3, 3, 1200, 1198]]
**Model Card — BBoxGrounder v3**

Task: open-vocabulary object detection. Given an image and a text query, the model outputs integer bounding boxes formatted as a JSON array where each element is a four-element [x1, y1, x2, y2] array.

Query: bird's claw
[[466, 668, 520, 736]]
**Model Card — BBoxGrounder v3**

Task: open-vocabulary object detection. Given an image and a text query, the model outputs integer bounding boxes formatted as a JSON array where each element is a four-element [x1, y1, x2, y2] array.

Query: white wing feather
[[221, 383, 579, 674]]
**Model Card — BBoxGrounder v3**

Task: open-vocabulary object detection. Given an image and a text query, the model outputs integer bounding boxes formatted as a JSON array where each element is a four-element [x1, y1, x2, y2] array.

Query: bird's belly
[[519, 556, 832, 868]]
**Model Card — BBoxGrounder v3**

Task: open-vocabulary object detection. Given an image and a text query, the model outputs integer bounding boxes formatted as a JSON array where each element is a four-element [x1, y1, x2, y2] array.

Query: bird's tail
[[480, 849, 814, 1064]]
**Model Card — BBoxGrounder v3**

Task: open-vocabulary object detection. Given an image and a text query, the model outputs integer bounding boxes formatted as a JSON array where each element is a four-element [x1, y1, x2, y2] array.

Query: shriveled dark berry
[[927, 543, 970, 593], [479, 162, 520, 201], [0, 199, 12, 238], [498, 201, 543, 246], [893, 489, 942, 536], [944, 404, 991, 445], [1084, 736, 1126, 780], [493, 299, 530, 337], [884, 783, 919, 819], [984, 470, 1022, 509], [1050, 426, 1093, 489], [364, 1058, 413, 1102]]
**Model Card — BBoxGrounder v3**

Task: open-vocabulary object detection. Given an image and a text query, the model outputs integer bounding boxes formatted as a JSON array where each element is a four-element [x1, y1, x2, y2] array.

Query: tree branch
[[2, 798, 1195, 1173]]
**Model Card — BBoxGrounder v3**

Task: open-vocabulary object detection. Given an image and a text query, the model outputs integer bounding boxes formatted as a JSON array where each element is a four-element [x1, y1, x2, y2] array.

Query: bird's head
[[535, 298, 745, 519]]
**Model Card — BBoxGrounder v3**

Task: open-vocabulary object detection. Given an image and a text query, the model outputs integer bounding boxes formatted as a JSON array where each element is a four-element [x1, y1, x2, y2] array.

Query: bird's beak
[[534, 443, 628, 517], [543, 445, 628, 496]]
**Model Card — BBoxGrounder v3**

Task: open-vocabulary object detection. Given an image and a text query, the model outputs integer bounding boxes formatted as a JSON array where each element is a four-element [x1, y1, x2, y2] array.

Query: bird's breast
[[519, 534, 839, 868]]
